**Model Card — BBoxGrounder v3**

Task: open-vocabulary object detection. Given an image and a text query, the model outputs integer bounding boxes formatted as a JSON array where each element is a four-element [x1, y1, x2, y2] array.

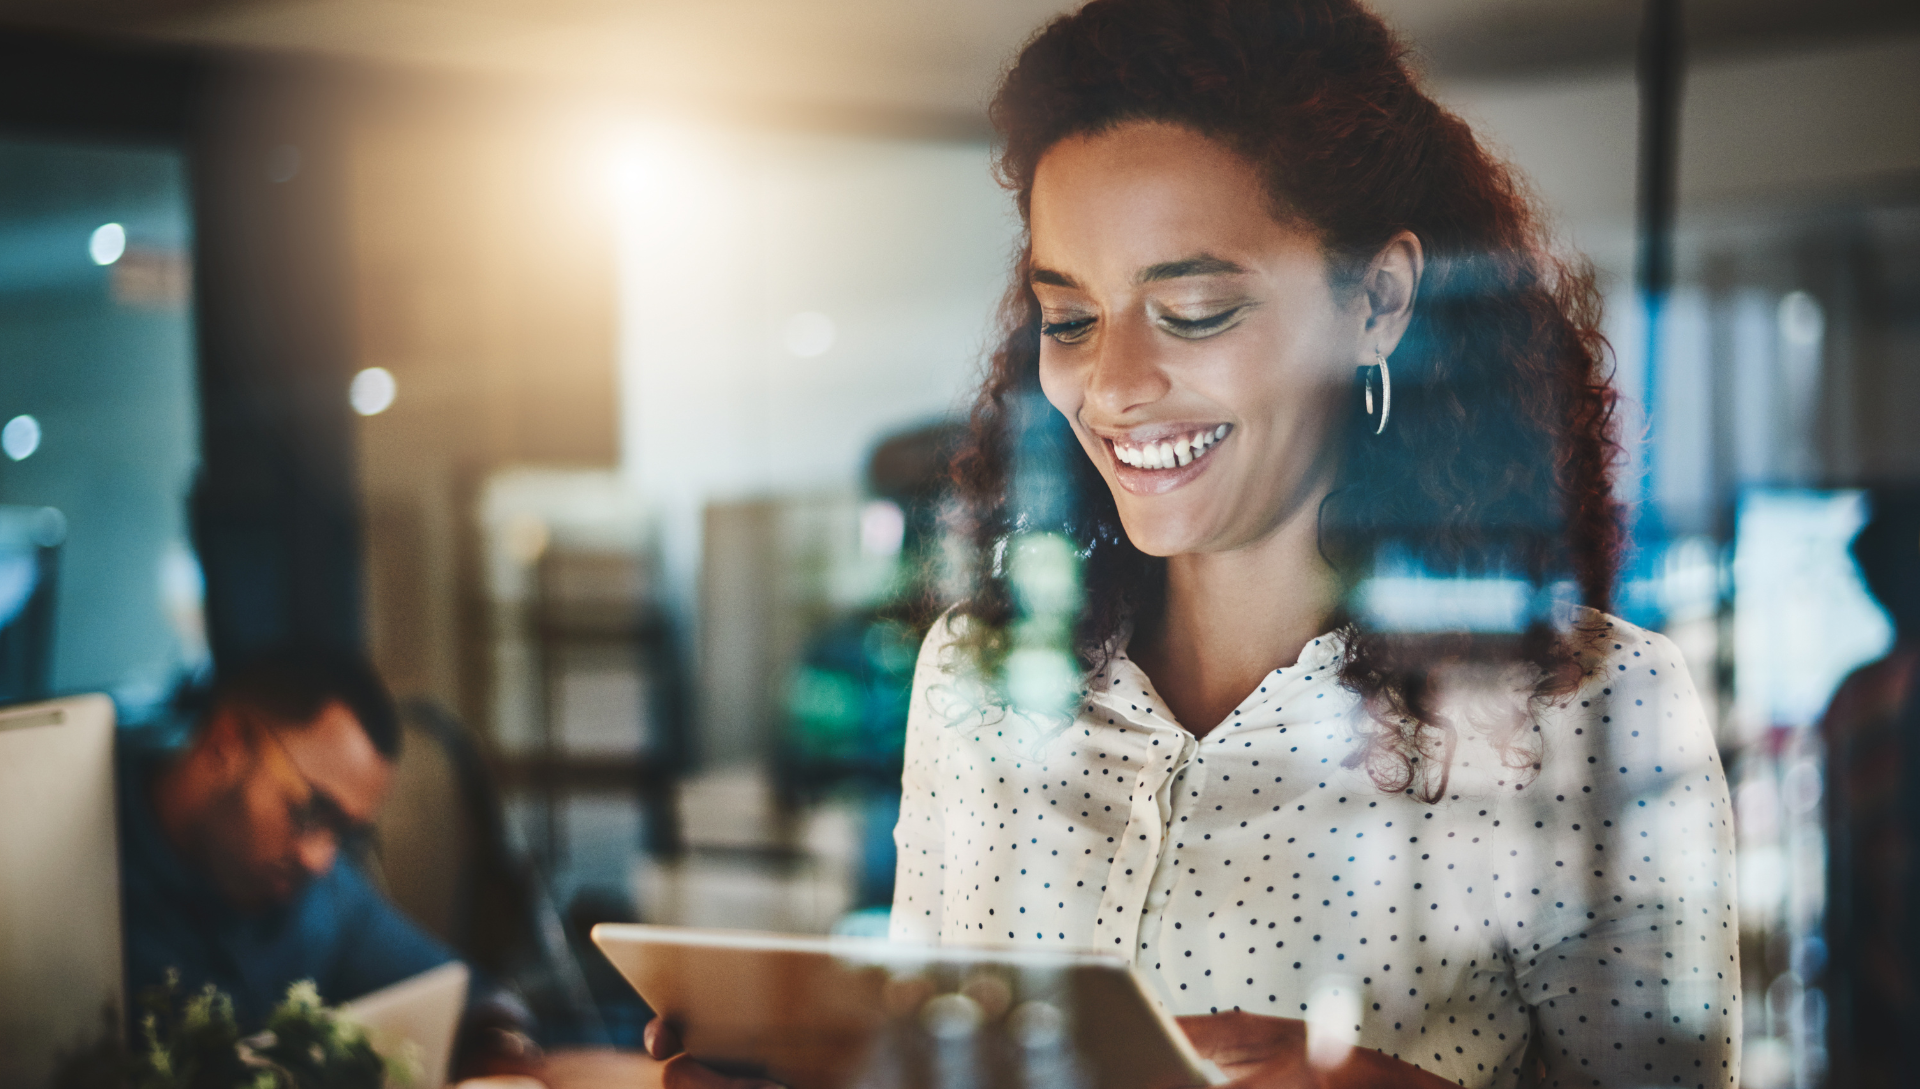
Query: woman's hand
[[1175, 1012, 1457, 1089], [641, 1018, 783, 1089], [1177, 1012, 1314, 1087]]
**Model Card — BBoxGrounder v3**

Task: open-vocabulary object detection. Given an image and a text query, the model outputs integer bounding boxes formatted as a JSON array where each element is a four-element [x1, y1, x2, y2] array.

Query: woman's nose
[[1083, 316, 1171, 415]]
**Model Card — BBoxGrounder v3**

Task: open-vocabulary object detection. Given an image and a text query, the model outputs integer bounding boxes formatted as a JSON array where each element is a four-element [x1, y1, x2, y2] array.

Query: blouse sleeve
[[888, 613, 960, 944], [1493, 623, 1741, 1088]]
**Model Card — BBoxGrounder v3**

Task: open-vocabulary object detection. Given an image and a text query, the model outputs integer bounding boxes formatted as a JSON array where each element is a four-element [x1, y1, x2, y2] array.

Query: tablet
[[591, 924, 1224, 1089]]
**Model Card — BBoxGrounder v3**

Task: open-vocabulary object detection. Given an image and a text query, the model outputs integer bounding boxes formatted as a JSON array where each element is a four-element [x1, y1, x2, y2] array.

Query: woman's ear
[[1361, 230, 1424, 358]]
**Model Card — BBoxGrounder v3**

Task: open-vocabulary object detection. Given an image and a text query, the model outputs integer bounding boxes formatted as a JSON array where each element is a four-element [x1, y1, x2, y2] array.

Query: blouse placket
[[1089, 714, 1197, 962]]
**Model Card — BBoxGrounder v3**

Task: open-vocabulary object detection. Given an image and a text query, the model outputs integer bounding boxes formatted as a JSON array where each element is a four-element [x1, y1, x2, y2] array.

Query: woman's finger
[[643, 1017, 683, 1060], [1174, 1012, 1304, 1066]]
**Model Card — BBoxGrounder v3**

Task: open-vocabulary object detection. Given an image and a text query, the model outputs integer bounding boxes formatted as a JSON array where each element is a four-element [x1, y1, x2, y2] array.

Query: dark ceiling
[[0, 0, 1914, 127]]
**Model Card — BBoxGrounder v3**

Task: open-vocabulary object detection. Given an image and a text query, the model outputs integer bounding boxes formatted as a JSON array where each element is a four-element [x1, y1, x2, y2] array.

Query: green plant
[[57, 973, 406, 1089], [242, 981, 396, 1089], [136, 976, 248, 1088]]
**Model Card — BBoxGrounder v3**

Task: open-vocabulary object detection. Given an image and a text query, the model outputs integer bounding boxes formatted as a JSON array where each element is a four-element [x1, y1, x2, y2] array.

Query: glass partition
[[0, 137, 203, 720]]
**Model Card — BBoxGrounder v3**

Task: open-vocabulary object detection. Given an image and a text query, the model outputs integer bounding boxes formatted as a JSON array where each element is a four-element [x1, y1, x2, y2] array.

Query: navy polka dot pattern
[[890, 611, 1740, 1088]]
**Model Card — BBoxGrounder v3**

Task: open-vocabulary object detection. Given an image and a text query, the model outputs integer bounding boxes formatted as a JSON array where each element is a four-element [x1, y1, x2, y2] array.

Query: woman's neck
[[1130, 499, 1341, 737]]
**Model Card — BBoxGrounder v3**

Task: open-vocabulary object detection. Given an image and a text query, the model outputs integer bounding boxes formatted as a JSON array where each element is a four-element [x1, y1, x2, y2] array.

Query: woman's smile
[[1102, 423, 1232, 494]]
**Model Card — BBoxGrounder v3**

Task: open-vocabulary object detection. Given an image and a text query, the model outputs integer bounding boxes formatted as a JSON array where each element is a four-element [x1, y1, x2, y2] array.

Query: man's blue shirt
[[118, 738, 455, 1028]]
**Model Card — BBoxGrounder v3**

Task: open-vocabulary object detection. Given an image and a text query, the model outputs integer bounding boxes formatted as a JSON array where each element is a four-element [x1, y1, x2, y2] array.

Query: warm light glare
[[606, 143, 647, 201], [2, 415, 41, 461], [350, 367, 397, 416], [89, 223, 126, 266], [783, 311, 836, 358], [607, 123, 727, 255]]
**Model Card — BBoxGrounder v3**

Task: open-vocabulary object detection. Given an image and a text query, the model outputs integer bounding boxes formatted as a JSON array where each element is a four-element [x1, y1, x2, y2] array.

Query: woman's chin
[[1114, 510, 1221, 558]]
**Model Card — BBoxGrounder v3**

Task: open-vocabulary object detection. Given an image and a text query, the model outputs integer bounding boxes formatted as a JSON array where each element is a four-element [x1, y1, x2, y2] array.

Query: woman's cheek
[[1036, 350, 1083, 422]]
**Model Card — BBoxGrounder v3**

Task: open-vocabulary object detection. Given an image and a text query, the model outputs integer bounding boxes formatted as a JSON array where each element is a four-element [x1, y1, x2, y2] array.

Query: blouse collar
[[1087, 625, 1350, 734]]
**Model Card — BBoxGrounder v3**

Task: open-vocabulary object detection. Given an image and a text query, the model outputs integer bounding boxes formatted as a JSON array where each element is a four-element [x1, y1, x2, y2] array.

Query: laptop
[[341, 961, 470, 1089], [0, 695, 122, 1089]]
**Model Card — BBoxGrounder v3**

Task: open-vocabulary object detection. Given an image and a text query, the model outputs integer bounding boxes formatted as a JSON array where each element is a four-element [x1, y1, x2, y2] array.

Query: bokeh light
[[349, 367, 397, 416], [88, 223, 125, 266], [2, 415, 41, 461]]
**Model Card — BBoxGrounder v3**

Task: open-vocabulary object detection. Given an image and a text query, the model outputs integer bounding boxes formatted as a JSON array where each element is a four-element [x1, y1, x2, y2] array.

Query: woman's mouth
[[1110, 424, 1229, 470]]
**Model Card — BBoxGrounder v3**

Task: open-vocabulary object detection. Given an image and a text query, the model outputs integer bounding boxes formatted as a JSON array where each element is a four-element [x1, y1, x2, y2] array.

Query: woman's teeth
[[1112, 425, 1229, 470]]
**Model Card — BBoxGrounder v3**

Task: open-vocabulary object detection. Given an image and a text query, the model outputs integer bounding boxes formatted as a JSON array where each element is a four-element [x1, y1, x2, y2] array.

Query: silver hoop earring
[[1360, 350, 1392, 435]]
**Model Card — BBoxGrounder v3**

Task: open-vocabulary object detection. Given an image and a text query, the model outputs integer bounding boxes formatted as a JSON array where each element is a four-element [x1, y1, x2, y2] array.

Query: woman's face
[[1030, 121, 1378, 558]]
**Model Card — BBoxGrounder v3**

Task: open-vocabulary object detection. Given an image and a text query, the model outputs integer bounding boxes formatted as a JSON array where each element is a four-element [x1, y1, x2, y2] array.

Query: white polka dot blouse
[[889, 610, 1740, 1089]]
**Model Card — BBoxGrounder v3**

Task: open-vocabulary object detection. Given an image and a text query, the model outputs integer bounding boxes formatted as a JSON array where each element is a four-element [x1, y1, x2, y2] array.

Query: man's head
[[158, 648, 401, 911], [1855, 489, 1920, 644]]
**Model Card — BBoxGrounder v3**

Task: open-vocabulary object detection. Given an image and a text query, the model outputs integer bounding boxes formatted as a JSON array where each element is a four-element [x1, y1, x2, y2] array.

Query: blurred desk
[[457, 1048, 666, 1089]]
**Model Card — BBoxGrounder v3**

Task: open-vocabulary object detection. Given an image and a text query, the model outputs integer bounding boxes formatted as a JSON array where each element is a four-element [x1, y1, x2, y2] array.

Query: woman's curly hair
[[946, 0, 1624, 799]]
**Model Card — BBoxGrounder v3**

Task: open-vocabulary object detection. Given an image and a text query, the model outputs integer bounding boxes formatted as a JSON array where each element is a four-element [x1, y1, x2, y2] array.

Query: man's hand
[[1174, 1011, 1457, 1089], [642, 1018, 782, 1089], [452, 991, 545, 1081]]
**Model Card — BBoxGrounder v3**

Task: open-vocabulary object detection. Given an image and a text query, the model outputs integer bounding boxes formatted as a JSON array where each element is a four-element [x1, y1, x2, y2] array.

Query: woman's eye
[[1158, 307, 1245, 339], [1040, 317, 1096, 344]]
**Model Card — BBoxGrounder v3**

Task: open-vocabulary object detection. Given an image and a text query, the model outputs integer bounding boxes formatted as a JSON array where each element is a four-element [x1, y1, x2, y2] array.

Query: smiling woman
[[1029, 122, 1408, 570], [958, 2, 1627, 767], [639, 2, 1739, 1087], [882, 1, 1737, 1088]]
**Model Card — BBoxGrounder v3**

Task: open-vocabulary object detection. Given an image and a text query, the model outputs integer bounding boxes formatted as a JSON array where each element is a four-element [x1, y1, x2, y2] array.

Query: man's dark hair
[[209, 647, 402, 760], [1854, 488, 1920, 641]]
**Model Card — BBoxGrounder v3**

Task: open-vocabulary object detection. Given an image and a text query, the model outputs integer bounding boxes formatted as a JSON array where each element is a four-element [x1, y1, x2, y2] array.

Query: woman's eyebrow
[[1138, 254, 1248, 282], [1029, 254, 1247, 288]]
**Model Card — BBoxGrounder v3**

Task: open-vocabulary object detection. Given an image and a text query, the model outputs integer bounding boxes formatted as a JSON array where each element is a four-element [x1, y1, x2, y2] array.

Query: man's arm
[[317, 860, 547, 1080], [312, 856, 458, 1003]]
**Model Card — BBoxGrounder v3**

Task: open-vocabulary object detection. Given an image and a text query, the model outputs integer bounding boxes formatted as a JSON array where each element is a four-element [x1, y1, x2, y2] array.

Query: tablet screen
[[592, 924, 1223, 1089]]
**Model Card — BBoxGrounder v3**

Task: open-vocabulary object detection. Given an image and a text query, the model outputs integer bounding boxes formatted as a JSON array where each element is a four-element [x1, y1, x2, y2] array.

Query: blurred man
[[1823, 490, 1920, 1089], [119, 648, 452, 1024]]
